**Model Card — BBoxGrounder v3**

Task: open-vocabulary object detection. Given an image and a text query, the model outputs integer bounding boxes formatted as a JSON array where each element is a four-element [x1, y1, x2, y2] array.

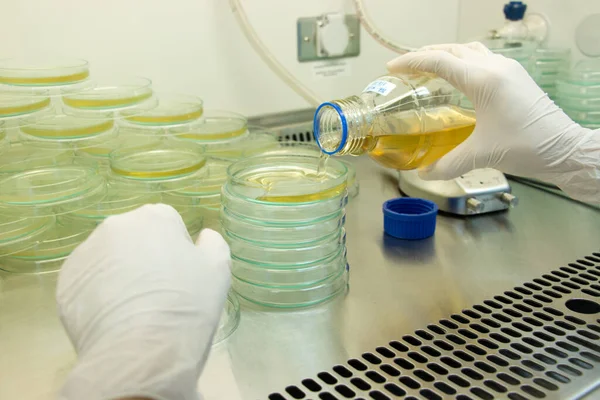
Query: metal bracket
[[297, 14, 360, 62]]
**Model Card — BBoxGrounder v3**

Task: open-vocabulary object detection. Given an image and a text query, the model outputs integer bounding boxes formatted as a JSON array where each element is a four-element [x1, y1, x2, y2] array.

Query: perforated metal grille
[[267, 253, 600, 400]]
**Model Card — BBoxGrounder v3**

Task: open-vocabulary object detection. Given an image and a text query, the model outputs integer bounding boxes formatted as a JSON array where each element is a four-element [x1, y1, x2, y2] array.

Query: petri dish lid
[[562, 60, 600, 84], [19, 115, 117, 148], [0, 58, 89, 86], [122, 93, 203, 126], [0, 166, 107, 216], [203, 129, 279, 160], [173, 110, 247, 142], [532, 47, 571, 61], [227, 155, 348, 203], [109, 140, 207, 181], [69, 189, 161, 221], [213, 291, 240, 344], [0, 214, 55, 257], [61, 76, 157, 117], [0, 142, 73, 176], [556, 95, 600, 112]]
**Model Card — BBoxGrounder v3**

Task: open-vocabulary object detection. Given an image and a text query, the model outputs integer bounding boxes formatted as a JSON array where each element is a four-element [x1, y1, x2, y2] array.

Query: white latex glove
[[387, 42, 600, 204], [57, 204, 231, 400]]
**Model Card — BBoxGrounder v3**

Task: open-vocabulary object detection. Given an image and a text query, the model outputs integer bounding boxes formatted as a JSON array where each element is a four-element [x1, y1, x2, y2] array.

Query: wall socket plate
[[297, 14, 360, 62]]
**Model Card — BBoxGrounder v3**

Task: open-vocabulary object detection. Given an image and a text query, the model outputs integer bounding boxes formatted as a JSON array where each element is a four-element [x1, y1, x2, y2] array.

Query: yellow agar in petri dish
[[0, 96, 51, 117], [20, 116, 115, 138], [62, 77, 153, 109], [175, 110, 247, 141], [0, 58, 89, 86], [110, 143, 207, 180], [124, 94, 203, 125]]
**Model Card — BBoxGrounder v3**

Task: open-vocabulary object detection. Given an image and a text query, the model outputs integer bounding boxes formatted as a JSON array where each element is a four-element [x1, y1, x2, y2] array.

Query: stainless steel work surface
[[1, 156, 599, 400]]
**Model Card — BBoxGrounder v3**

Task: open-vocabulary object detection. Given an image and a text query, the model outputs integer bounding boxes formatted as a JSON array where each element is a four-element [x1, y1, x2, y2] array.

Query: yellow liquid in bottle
[[364, 106, 475, 170]]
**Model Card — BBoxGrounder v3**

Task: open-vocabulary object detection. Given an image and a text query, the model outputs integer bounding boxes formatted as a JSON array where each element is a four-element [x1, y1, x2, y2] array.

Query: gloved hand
[[387, 42, 600, 203], [57, 204, 231, 400]]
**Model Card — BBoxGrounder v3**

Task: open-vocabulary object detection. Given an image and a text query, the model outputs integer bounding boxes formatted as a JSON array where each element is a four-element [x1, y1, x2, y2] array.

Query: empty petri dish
[[533, 47, 571, 61], [69, 189, 161, 223], [556, 80, 600, 98], [203, 130, 279, 160], [213, 291, 240, 344], [0, 220, 93, 273], [562, 108, 600, 125], [221, 206, 345, 245], [227, 155, 348, 203], [231, 246, 346, 287], [232, 267, 348, 308], [19, 115, 117, 149], [0, 143, 73, 176], [224, 228, 345, 265], [61, 76, 157, 117], [122, 93, 203, 126], [563, 60, 600, 84], [0, 58, 89, 86], [0, 214, 55, 257], [173, 110, 247, 142], [0, 166, 107, 216], [221, 181, 347, 222], [557, 96, 600, 111]]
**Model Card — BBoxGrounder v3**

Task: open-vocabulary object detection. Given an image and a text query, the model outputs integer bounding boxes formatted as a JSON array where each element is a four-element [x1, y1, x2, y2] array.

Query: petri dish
[[203, 130, 279, 160], [173, 110, 247, 142], [0, 215, 55, 257], [562, 60, 600, 84], [61, 76, 156, 117], [532, 47, 571, 62], [556, 80, 600, 98], [177, 206, 204, 237], [164, 157, 230, 195], [221, 206, 345, 245], [19, 115, 117, 149], [0, 166, 107, 216], [0, 143, 73, 175], [556, 96, 600, 111], [226, 155, 348, 203], [221, 181, 347, 223], [562, 108, 600, 125], [0, 92, 51, 118], [0, 220, 93, 273], [224, 228, 345, 265], [231, 246, 346, 287], [213, 291, 240, 344], [232, 267, 348, 308], [0, 58, 89, 86], [123, 93, 203, 126], [69, 189, 161, 223]]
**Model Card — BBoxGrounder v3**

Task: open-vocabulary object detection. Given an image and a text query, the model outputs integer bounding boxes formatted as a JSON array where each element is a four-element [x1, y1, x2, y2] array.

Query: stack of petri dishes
[[528, 48, 571, 100], [223, 155, 349, 308], [556, 60, 600, 129]]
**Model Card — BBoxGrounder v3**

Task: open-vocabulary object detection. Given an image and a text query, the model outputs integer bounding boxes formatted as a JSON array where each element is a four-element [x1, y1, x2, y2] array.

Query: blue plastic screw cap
[[382, 198, 438, 240], [504, 1, 527, 21]]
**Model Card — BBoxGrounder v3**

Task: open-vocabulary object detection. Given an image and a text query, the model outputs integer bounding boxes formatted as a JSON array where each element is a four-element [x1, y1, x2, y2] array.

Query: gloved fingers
[[417, 134, 485, 181], [420, 42, 492, 56], [194, 228, 231, 288], [387, 49, 469, 91]]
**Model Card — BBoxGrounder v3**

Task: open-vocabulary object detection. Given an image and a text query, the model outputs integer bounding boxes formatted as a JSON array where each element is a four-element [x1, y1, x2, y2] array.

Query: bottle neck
[[314, 96, 372, 156]]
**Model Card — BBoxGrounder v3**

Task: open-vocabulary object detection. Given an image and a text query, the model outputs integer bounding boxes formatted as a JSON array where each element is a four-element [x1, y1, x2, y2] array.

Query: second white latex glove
[[57, 204, 231, 400], [387, 42, 600, 203]]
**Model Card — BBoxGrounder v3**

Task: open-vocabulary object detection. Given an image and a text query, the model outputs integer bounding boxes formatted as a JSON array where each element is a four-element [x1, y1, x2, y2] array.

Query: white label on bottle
[[363, 80, 396, 96]]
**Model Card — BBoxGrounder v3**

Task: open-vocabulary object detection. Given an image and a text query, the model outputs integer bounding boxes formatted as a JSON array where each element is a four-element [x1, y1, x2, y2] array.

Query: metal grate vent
[[267, 253, 600, 400]]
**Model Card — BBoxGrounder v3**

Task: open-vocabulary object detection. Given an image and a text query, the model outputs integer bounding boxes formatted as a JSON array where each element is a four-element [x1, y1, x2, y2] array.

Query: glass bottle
[[313, 73, 475, 170]]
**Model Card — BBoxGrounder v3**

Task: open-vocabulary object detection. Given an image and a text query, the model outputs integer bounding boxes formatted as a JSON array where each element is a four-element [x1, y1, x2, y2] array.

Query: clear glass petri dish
[[69, 189, 161, 223], [203, 130, 279, 160], [562, 60, 600, 84], [532, 47, 571, 62], [163, 157, 230, 195], [226, 155, 348, 203], [61, 76, 157, 117], [173, 110, 247, 142], [0, 166, 107, 216], [529, 59, 569, 76], [0, 58, 89, 86], [556, 80, 600, 98], [221, 182, 347, 223], [562, 108, 600, 125], [122, 93, 203, 126], [19, 115, 118, 149], [0, 220, 93, 273], [232, 267, 348, 308], [231, 246, 346, 287], [0, 143, 74, 176], [0, 215, 55, 257], [221, 206, 345, 244], [225, 228, 345, 265], [557, 96, 600, 111], [213, 291, 240, 344], [109, 140, 207, 181], [0, 91, 52, 119]]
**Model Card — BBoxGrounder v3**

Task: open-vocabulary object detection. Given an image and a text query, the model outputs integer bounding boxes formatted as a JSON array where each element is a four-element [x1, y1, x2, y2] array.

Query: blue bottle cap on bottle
[[382, 198, 438, 240], [504, 1, 527, 21]]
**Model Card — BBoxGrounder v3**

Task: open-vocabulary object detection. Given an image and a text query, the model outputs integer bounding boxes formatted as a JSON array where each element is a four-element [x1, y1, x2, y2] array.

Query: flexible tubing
[[352, 0, 415, 54], [229, 0, 322, 107]]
